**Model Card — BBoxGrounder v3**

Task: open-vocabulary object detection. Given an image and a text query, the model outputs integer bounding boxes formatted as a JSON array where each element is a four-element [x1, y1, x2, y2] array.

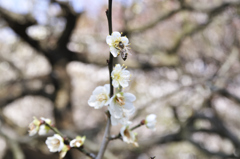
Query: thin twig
[[109, 122, 144, 141], [76, 147, 96, 159], [45, 123, 65, 137], [45, 123, 96, 159], [96, 117, 111, 159], [96, 0, 113, 158]]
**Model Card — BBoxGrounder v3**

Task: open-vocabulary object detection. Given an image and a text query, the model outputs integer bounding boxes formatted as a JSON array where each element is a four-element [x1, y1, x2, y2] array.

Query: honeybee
[[116, 41, 129, 61]]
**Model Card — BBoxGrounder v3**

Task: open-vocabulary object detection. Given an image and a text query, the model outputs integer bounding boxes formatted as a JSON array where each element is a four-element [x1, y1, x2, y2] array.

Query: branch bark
[[96, 0, 113, 158]]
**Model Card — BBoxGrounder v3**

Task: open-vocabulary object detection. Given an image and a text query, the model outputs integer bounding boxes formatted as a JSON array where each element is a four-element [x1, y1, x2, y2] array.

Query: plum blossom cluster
[[28, 117, 51, 136], [28, 31, 157, 158], [28, 117, 85, 158], [88, 63, 135, 126], [88, 64, 138, 145], [87, 32, 157, 146]]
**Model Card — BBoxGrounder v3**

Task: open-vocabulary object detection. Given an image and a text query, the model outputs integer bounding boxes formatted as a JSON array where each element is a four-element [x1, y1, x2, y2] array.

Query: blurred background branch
[[0, 0, 240, 158]]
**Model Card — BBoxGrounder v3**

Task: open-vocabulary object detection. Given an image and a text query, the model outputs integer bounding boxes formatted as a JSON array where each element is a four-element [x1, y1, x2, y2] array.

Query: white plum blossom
[[28, 117, 40, 136], [45, 134, 64, 152], [106, 31, 129, 57], [110, 111, 130, 126], [109, 92, 136, 118], [88, 84, 110, 109], [120, 123, 138, 147], [111, 64, 130, 88], [145, 114, 157, 131], [38, 117, 52, 135], [70, 136, 86, 147], [109, 92, 136, 125]]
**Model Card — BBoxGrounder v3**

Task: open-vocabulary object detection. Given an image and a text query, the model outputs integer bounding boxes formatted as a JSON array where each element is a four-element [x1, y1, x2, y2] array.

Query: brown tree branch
[[166, 2, 240, 54], [126, 1, 193, 34]]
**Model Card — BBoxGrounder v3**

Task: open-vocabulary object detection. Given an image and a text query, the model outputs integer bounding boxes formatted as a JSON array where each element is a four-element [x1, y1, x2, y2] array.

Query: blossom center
[[113, 71, 122, 81], [74, 140, 83, 147], [112, 38, 122, 48], [29, 123, 36, 131], [97, 93, 108, 102], [52, 139, 60, 148], [124, 129, 131, 139], [116, 95, 125, 106]]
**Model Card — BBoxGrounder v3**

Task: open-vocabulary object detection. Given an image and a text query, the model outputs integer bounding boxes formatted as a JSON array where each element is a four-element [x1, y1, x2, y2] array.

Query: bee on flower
[[111, 64, 131, 88], [106, 31, 130, 60]]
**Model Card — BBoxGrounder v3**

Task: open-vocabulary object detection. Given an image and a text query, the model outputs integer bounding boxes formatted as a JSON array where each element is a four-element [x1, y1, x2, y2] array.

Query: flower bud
[[145, 114, 157, 131]]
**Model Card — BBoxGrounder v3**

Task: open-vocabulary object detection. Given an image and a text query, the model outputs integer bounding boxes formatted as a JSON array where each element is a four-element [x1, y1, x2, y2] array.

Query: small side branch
[[45, 123, 96, 159]]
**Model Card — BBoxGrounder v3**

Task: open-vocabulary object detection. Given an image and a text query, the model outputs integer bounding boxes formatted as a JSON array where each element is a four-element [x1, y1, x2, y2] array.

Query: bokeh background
[[0, 0, 240, 158]]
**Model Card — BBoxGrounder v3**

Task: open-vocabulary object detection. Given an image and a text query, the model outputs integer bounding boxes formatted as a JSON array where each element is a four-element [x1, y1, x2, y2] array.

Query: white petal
[[109, 100, 122, 118], [121, 70, 130, 77], [112, 80, 119, 88], [114, 64, 122, 70], [147, 123, 156, 129], [119, 118, 130, 125], [92, 86, 104, 95], [121, 37, 129, 45], [104, 99, 110, 106], [111, 115, 119, 126], [110, 47, 119, 57], [106, 35, 113, 45], [98, 101, 105, 108], [119, 80, 129, 88], [123, 101, 134, 111], [110, 107, 122, 118], [45, 134, 64, 153], [112, 31, 121, 38], [29, 129, 38, 136], [124, 93, 136, 102], [104, 84, 110, 94], [123, 105, 135, 115], [88, 95, 97, 107], [70, 139, 76, 147], [54, 134, 63, 141], [146, 114, 156, 122], [38, 125, 47, 135], [60, 151, 67, 159]]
